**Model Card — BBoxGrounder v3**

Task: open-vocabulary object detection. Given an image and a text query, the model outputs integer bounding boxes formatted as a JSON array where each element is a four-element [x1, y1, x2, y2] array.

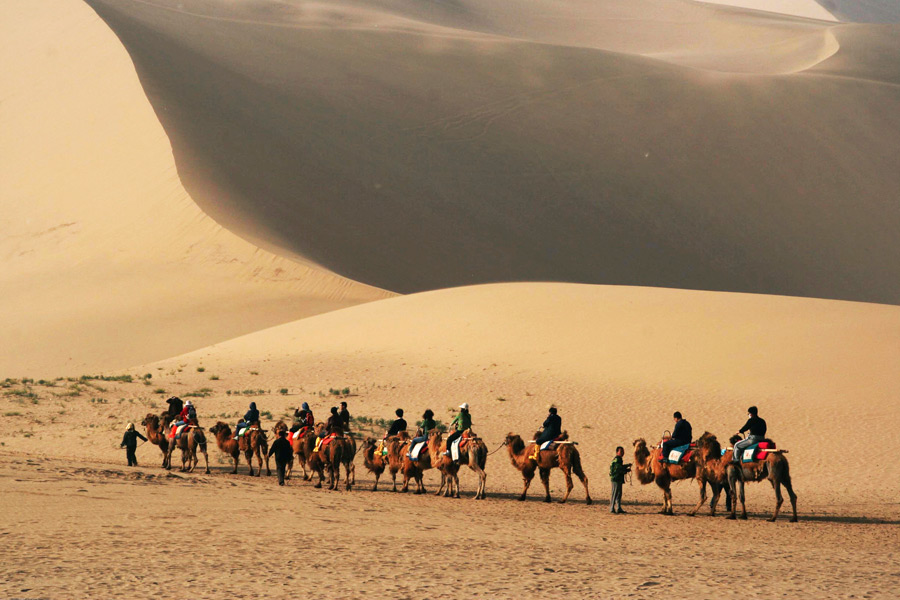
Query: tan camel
[[428, 431, 487, 499], [164, 419, 210, 474], [208, 421, 269, 476], [726, 435, 798, 522], [632, 438, 698, 515], [689, 432, 732, 516], [505, 432, 591, 504], [385, 432, 433, 494], [141, 413, 171, 469], [361, 437, 388, 491], [237, 420, 270, 477], [307, 426, 351, 490]]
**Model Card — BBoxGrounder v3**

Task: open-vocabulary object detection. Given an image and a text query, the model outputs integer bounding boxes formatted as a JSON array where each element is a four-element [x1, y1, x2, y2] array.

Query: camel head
[[505, 433, 525, 454], [729, 434, 743, 446], [696, 432, 721, 462], [142, 413, 158, 428], [209, 421, 230, 437]]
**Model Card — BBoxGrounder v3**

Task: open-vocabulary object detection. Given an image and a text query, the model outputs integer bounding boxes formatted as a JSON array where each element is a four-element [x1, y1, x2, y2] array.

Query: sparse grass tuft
[[209, 375, 219, 381], [196, 367, 206, 373], [3, 411, 22, 417], [153, 388, 166, 395], [279, 388, 289, 395], [185, 388, 213, 398]]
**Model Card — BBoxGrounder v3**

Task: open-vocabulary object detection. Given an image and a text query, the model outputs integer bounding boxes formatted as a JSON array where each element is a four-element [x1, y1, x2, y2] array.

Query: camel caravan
[[135, 397, 797, 522]]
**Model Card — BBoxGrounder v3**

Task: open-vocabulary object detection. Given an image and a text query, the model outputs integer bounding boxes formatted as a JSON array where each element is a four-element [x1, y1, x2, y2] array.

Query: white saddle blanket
[[410, 441, 427, 460]]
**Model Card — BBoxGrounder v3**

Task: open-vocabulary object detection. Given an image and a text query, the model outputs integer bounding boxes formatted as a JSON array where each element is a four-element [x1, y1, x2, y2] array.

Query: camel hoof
[[726, 515, 736, 520], [790, 517, 798, 523], [740, 515, 748, 520], [768, 517, 777, 522], [205, 470, 210, 475], [585, 498, 592, 506], [517, 496, 526, 502], [544, 498, 552, 503], [314, 483, 322, 489]]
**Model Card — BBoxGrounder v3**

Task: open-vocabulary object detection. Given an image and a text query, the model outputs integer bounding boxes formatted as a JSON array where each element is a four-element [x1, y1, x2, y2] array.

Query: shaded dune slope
[[85, 0, 900, 303]]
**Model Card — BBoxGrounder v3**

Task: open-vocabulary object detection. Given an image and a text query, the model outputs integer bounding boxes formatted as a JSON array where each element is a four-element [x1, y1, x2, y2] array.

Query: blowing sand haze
[[1, 0, 899, 598]]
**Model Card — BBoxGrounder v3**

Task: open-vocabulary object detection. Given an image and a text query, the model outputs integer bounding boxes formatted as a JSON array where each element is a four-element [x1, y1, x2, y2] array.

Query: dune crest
[[0, 0, 392, 377]]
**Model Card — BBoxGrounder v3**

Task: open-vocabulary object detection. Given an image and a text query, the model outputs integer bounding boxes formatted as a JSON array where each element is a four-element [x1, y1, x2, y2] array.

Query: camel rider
[[532, 406, 562, 461], [445, 403, 472, 457], [291, 402, 314, 433], [407, 409, 436, 458], [314, 407, 343, 452], [165, 396, 183, 422], [339, 401, 351, 434], [235, 402, 260, 439], [660, 411, 692, 462], [172, 400, 196, 437], [384, 409, 407, 439], [733, 406, 767, 463]]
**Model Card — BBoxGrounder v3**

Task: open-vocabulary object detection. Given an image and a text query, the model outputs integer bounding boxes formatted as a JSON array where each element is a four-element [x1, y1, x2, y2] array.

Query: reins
[[486, 440, 508, 457]]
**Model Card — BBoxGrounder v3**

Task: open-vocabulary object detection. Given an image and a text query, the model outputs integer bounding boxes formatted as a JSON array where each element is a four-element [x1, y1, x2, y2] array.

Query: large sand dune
[[0, 0, 392, 376], [84, 0, 900, 303]]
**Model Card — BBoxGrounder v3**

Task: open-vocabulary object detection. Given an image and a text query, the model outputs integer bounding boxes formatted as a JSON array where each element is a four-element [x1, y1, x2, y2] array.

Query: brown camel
[[505, 432, 591, 504], [428, 431, 487, 499], [632, 438, 698, 515], [238, 420, 270, 477], [141, 413, 171, 469], [385, 432, 432, 494], [726, 435, 798, 522], [307, 427, 351, 490], [689, 432, 732, 517], [361, 437, 388, 491], [273, 420, 309, 481], [208, 421, 269, 476], [164, 419, 210, 474]]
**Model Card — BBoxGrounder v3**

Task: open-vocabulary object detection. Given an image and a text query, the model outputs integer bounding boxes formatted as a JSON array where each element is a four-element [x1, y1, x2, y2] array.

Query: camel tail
[[475, 442, 488, 471]]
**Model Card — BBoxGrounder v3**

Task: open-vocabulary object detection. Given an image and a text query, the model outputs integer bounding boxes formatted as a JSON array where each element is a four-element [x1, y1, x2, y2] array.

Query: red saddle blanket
[[320, 433, 337, 449]]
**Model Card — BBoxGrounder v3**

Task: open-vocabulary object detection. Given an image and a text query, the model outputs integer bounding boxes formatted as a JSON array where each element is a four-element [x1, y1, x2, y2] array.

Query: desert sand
[[2, 0, 900, 598]]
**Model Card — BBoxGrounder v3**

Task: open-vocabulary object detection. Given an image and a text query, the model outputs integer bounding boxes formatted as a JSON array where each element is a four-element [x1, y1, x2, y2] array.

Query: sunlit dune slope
[[0, 0, 392, 377], [155, 283, 900, 501]]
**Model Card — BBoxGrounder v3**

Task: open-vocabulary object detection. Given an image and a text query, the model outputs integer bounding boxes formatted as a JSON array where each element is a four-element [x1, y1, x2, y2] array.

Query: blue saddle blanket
[[665, 444, 690, 464]]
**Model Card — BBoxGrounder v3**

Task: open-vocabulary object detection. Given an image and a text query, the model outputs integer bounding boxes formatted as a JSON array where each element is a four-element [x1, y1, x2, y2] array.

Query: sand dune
[[0, 0, 392, 377], [83, 0, 900, 304], [698, 0, 836, 21], [139, 283, 900, 503]]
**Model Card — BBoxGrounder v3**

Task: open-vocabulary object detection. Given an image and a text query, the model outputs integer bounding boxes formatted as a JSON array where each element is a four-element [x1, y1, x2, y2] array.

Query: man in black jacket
[[660, 411, 692, 462], [733, 406, 767, 463], [532, 406, 562, 460], [268, 429, 294, 485], [384, 409, 407, 439], [120, 423, 147, 467], [339, 401, 351, 434]]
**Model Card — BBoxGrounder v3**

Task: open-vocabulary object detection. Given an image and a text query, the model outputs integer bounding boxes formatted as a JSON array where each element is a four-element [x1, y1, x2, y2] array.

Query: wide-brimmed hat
[[459, 402, 469, 410]]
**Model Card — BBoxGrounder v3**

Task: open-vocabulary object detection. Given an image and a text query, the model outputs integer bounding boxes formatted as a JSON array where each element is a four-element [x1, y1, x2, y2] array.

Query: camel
[[164, 419, 210, 474], [141, 413, 171, 469], [725, 435, 798, 522], [307, 426, 351, 490], [208, 421, 269, 476], [505, 432, 591, 504], [632, 438, 698, 515], [384, 432, 433, 494], [361, 437, 388, 491], [273, 420, 313, 481], [238, 420, 270, 477], [688, 432, 732, 517], [428, 431, 488, 499]]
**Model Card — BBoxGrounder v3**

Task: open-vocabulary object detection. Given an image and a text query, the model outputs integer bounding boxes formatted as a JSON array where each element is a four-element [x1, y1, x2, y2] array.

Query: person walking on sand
[[268, 429, 293, 486], [609, 446, 631, 514], [120, 423, 147, 467]]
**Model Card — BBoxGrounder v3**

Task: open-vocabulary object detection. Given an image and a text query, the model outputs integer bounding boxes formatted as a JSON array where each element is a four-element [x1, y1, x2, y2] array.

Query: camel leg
[[452, 470, 460, 498], [286, 456, 293, 480], [769, 478, 783, 522], [572, 462, 591, 505], [689, 479, 708, 516], [539, 467, 552, 503], [737, 479, 747, 519], [709, 484, 722, 516], [345, 461, 352, 491], [784, 476, 798, 523], [372, 471, 380, 492], [245, 451, 255, 476], [470, 464, 486, 500], [519, 468, 535, 501], [400, 470, 411, 493], [655, 479, 669, 514], [390, 469, 397, 492], [231, 453, 239, 475], [202, 446, 210, 475]]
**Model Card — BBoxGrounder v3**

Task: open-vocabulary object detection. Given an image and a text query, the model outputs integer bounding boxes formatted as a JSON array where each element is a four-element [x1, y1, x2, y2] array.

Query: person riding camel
[[733, 406, 767, 463], [660, 411, 692, 462], [444, 403, 472, 460], [171, 400, 196, 439], [165, 396, 183, 423], [384, 409, 407, 439], [531, 406, 562, 461], [291, 402, 314, 434], [313, 407, 343, 452], [339, 401, 351, 434], [407, 409, 436, 458], [235, 401, 260, 439]]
